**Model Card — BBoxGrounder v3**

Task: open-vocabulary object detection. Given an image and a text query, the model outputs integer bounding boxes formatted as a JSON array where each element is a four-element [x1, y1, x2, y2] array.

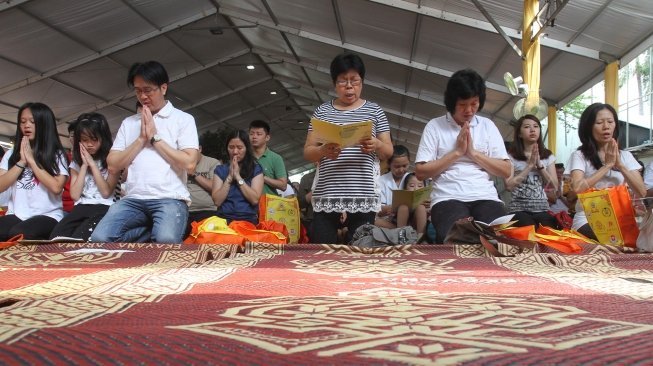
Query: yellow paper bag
[[259, 194, 300, 243], [578, 185, 639, 246]]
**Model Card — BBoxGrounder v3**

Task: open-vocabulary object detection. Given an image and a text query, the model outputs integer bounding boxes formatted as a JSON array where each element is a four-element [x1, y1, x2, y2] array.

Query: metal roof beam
[[254, 47, 445, 106], [220, 6, 509, 94], [0, 0, 30, 12], [365, 0, 600, 61], [0, 7, 218, 96], [57, 49, 249, 122]]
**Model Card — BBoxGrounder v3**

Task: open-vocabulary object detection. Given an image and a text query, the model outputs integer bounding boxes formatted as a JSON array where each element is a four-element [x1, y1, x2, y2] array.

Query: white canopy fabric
[[0, 0, 651, 175]]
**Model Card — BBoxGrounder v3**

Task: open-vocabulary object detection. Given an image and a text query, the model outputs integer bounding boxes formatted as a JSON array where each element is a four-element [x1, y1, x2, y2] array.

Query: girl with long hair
[[211, 129, 264, 224], [504, 114, 559, 228], [49, 113, 120, 240], [0, 102, 68, 240], [567, 103, 646, 239]]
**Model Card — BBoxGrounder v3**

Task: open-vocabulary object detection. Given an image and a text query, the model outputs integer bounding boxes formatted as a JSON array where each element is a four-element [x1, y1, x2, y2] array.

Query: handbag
[[258, 194, 301, 243], [578, 185, 639, 246], [350, 224, 419, 248]]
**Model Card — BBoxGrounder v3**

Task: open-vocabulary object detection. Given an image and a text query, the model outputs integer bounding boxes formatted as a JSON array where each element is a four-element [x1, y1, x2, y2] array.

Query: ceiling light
[[246, 65, 255, 70], [270, 91, 277, 95]]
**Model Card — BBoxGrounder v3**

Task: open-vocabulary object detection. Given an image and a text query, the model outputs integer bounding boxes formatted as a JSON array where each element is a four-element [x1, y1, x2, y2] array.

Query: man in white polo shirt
[[415, 69, 511, 243], [91, 61, 199, 243]]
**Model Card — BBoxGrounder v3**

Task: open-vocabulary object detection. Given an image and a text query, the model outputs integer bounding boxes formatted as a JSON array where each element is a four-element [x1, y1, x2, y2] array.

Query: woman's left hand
[[360, 137, 377, 154]]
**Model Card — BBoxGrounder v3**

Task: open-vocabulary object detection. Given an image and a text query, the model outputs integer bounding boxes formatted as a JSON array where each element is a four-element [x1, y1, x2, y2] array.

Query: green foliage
[[558, 94, 589, 134]]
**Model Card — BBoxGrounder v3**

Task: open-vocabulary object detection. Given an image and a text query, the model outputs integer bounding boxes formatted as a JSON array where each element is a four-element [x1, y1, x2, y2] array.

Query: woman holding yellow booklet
[[303, 52, 393, 244]]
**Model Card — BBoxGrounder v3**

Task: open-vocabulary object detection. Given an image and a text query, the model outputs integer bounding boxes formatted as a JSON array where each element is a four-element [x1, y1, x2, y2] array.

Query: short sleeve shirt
[[565, 149, 641, 229], [415, 113, 509, 205], [70, 160, 115, 206], [214, 163, 263, 221], [188, 154, 220, 212], [309, 100, 390, 213], [112, 101, 199, 203], [0, 149, 69, 221], [257, 148, 287, 196], [507, 154, 556, 213]]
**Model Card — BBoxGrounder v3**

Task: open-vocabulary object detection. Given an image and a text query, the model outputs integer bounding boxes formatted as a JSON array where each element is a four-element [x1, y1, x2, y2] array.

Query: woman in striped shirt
[[303, 53, 393, 244]]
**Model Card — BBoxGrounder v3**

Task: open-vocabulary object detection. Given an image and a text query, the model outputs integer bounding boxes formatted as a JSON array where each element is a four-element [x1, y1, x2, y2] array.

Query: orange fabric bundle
[[184, 216, 289, 245], [498, 225, 592, 254]]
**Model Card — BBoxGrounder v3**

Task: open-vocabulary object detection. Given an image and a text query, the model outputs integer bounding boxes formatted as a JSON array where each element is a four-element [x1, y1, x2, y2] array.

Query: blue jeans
[[90, 198, 188, 243]]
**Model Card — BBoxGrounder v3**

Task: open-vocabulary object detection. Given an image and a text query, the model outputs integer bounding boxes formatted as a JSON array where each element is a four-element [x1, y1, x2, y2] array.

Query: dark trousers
[[578, 223, 598, 241], [49, 204, 110, 241], [0, 214, 58, 241], [185, 210, 218, 238], [311, 211, 376, 244], [431, 200, 507, 243], [510, 210, 559, 229]]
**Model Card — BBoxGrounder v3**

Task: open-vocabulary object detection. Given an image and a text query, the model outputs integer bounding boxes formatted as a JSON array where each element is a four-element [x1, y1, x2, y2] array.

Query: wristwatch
[[150, 134, 162, 145], [237, 178, 245, 186]]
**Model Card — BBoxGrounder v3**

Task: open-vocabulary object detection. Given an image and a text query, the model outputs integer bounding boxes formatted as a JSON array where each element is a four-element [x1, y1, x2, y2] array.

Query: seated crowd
[[0, 55, 648, 245]]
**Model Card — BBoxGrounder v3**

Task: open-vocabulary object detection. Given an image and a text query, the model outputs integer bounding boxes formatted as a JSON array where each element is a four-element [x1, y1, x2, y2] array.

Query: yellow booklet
[[310, 118, 373, 148], [391, 186, 433, 210]]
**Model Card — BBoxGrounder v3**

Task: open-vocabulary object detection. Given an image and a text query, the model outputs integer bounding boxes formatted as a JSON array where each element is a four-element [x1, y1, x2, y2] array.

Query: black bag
[[351, 224, 419, 248]]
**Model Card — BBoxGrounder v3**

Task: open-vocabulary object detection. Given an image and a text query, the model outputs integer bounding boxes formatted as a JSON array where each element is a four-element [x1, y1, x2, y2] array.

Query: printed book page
[[391, 186, 432, 210], [310, 118, 373, 148]]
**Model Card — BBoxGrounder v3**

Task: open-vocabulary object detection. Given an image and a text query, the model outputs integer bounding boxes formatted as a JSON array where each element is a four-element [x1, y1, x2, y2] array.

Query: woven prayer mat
[[0, 242, 652, 365]]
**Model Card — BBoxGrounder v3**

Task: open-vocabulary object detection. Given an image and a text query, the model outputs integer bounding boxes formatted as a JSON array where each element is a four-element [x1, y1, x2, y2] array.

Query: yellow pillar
[[522, 0, 541, 113], [547, 105, 557, 155], [604, 61, 619, 109]]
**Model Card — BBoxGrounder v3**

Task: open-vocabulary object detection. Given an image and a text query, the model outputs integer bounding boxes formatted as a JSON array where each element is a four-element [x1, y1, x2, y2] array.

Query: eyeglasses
[[133, 86, 160, 96], [335, 79, 362, 87]]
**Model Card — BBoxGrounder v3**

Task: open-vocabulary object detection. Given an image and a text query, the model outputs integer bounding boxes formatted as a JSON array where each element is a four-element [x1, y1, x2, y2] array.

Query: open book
[[19, 236, 85, 244], [475, 214, 517, 230], [391, 186, 432, 210], [310, 118, 373, 148]]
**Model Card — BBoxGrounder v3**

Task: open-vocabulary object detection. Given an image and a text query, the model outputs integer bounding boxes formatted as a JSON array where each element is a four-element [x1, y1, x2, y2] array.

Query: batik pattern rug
[[0, 242, 652, 365]]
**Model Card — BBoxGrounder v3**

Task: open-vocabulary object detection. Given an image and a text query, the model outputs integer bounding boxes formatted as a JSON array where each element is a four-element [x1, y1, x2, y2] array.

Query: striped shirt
[[309, 100, 389, 213]]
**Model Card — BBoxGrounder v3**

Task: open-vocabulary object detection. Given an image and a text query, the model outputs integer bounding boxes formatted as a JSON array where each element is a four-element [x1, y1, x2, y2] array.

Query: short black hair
[[555, 163, 564, 169], [249, 120, 270, 135], [444, 69, 486, 114], [330, 53, 365, 84], [127, 61, 169, 88], [389, 145, 410, 164]]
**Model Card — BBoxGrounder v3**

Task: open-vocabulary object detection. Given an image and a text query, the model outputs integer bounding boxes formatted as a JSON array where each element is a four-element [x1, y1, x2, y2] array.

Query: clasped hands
[[322, 136, 379, 159], [224, 155, 243, 185], [139, 105, 158, 146], [454, 121, 481, 159]]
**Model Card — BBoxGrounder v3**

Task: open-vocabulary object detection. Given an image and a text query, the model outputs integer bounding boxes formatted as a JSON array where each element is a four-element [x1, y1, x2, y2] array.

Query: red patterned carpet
[[1, 242, 652, 365]]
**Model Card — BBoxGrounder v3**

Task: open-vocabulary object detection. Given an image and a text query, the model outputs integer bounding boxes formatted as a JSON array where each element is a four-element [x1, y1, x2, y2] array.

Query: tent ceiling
[[0, 0, 652, 175]]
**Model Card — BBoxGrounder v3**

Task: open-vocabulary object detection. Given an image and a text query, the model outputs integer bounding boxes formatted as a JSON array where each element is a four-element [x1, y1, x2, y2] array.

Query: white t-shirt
[[70, 160, 115, 206], [415, 113, 509, 206], [378, 171, 407, 205], [565, 149, 641, 229], [112, 101, 199, 203], [644, 160, 653, 189], [0, 149, 69, 221]]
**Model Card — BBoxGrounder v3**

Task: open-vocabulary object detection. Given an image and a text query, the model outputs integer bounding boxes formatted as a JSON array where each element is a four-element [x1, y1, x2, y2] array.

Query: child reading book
[[396, 173, 429, 236]]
